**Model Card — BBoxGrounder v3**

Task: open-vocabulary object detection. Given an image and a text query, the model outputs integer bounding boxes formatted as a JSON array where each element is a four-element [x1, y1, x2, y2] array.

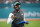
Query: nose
[[17, 5, 20, 7]]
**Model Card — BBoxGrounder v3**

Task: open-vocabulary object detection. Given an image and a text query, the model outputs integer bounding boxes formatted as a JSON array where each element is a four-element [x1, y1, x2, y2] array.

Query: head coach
[[7, 2, 25, 27]]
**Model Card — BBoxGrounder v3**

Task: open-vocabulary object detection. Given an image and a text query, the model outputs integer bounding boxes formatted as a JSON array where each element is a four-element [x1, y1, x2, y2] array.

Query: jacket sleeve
[[7, 13, 14, 25]]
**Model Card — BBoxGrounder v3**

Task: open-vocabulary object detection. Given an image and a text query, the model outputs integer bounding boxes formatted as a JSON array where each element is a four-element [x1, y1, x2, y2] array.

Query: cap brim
[[14, 2, 21, 6]]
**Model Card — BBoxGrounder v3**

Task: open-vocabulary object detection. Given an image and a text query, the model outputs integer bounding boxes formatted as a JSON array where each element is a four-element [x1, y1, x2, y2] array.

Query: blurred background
[[0, 0, 40, 19], [0, 0, 40, 27]]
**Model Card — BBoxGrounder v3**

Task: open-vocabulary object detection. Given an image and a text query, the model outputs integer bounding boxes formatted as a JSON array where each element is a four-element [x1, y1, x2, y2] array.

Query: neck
[[15, 9, 20, 12]]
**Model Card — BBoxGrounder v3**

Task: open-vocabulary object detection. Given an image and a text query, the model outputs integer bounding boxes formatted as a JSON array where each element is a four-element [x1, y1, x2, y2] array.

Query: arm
[[7, 13, 14, 25]]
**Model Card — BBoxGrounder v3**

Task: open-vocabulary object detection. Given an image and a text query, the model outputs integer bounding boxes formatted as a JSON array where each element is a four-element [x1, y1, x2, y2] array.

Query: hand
[[26, 23, 29, 24], [11, 15, 15, 20]]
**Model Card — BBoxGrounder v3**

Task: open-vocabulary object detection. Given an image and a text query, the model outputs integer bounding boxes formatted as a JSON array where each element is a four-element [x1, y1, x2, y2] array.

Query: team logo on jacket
[[21, 14, 23, 15]]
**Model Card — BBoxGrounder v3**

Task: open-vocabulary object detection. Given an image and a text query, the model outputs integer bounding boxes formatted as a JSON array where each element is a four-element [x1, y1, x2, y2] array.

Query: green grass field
[[0, 21, 40, 27]]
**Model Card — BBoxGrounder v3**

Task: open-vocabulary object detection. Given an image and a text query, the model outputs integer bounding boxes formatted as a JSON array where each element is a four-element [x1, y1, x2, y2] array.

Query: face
[[14, 4, 20, 11]]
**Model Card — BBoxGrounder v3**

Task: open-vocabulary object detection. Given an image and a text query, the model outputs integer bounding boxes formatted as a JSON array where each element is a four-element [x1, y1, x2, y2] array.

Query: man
[[7, 2, 28, 27]]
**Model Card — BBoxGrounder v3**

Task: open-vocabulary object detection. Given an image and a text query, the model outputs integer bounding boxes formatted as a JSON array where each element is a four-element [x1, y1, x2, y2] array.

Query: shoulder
[[20, 10, 24, 13], [20, 10, 23, 12]]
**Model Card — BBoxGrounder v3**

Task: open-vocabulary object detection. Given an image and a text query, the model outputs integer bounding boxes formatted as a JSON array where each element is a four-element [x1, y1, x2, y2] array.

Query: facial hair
[[14, 7, 20, 11]]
